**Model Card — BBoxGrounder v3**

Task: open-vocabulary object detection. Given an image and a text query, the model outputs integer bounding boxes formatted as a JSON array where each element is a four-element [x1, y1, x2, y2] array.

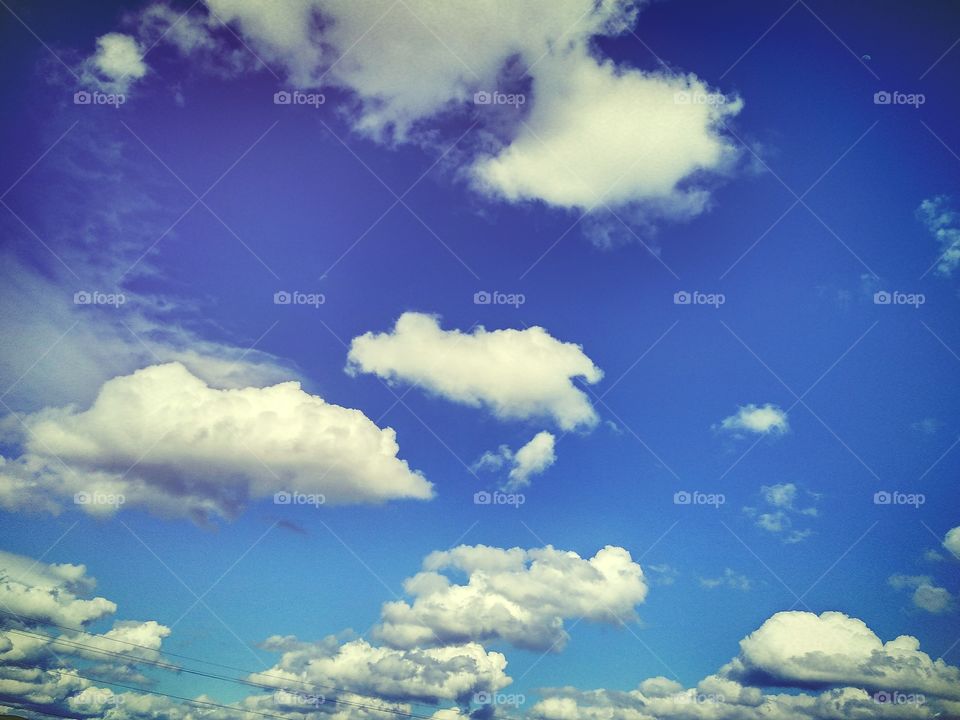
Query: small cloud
[[474, 431, 556, 491], [717, 403, 789, 436], [757, 511, 788, 533], [646, 564, 679, 586], [700, 568, 751, 591], [761, 483, 796, 509], [925, 548, 945, 562], [746, 483, 817, 542], [83, 33, 148, 93], [889, 574, 954, 614], [912, 417, 941, 435]]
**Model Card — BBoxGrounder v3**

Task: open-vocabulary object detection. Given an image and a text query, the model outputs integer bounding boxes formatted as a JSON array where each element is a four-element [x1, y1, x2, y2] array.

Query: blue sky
[[1, 2, 960, 719]]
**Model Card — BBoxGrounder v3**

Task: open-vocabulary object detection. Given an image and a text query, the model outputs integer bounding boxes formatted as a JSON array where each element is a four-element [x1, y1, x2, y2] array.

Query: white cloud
[[375, 544, 647, 652], [475, 431, 556, 490], [761, 483, 796, 508], [0, 550, 114, 627], [700, 568, 751, 591], [3, 362, 432, 520], [81, 0, 743, 236], [944, 525, 960, 559], [719, 404, 789, 436], [85, 33, 147, 92], [746, 483, 816, 542], [347, 313, 603, 430], [722, 610, 960, 700], [889, 575, 954, 614], [473, 46, 741, 211], [917, 195, 960, 276], [252, 636, 510, 704]]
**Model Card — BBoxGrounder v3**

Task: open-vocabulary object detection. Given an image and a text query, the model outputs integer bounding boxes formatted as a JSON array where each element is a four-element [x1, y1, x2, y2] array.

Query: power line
[[4, 627, 444, 720], [1, 614, 524, 720], [0, 610, 460, 717]]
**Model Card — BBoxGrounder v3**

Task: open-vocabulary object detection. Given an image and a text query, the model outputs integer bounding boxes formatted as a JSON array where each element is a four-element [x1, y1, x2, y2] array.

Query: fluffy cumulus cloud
[[719, 403, 789, 436], [473, 47, 740, 211], [81, 0, 742, 237], [1, 362, 431, 521], [0, 550, 177, 717], [475, 431, 557, 490], [0, 550, 114, 627], [0, 547, 509, 717], [889, 575, 954, 614], [531, 612, 960, 720], [917, 195, 960, 276], [375, 544, 647, 652], [722, 611, 960, 700], [347, 313, 603, 430], [83, 32, 148, 92], [252, 636, 509, 704]]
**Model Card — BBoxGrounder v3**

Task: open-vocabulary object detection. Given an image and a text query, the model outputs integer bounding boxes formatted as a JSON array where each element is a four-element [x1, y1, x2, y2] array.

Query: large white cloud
[[347, 313, 603, 431], [2, 362, 432, 520], [375, 544, 647, 652], [722, 611, 960, 700], [81, 0, 742, 234]]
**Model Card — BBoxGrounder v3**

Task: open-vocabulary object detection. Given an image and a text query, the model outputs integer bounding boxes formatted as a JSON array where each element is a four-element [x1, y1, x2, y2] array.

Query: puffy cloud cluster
[[2, 362, 432, 521], [723, 611, 960, 700], [475, 431, 557, 490], [0, 550, 114, 627], [80, 0, 742, 235], [531, 612, 960, 720], [375, 544, 647, 652], [347, 313, 603, 431], [719, 404, 789, 436], [0, 550, 176, 717], [252, 636, 509, 704]]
